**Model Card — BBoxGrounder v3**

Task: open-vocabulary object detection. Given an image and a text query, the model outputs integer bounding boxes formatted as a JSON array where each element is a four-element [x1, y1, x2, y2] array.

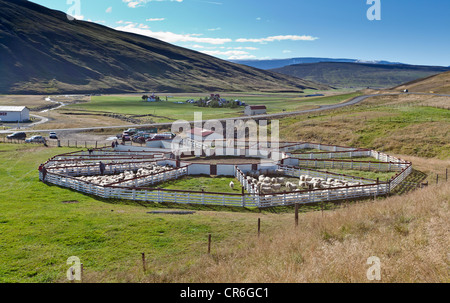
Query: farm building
[[189, 128, 223, 142], [0, 106, 30, 122], [244, 105, 267, 116]]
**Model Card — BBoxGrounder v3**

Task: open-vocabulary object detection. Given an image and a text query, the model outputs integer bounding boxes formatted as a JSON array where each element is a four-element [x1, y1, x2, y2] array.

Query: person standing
[[99, 161, 106, 175]]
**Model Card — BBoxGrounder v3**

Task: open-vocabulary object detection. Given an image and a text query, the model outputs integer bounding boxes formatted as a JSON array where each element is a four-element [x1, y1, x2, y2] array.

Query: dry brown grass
[[29, 111, 131, 130], [279, 93, 450, 159], [76, 182, 449, 283], [173, 185, 448, 283], [394, 71, 450, 94]]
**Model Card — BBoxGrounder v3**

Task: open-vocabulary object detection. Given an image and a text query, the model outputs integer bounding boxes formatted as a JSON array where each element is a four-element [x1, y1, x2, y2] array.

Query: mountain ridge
[[230, 57, 405, 70], [0, 0, 330, 94], [269, 62, 450, 89]]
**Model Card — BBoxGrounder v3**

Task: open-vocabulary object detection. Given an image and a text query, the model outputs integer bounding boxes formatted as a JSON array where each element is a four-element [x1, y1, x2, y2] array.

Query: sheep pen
[[39, 141, 413, 208]]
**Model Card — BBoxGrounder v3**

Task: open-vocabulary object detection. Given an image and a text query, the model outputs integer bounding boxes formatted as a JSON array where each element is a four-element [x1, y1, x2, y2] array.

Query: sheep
[[277, 177, 285, 185], [272, 184, 282, 192], [229, 181, 235, 190], [285, 182, 298, 191], [258, 175, 265, 182]]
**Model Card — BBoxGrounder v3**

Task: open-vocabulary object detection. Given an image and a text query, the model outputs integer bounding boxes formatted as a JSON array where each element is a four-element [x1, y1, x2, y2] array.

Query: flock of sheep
[[238, 172, 363, 195], [75, 164, 174, 186]]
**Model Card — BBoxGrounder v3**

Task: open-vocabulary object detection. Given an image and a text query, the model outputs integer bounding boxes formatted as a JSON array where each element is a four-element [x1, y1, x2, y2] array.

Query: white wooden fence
[[41, 143, 413, 208]]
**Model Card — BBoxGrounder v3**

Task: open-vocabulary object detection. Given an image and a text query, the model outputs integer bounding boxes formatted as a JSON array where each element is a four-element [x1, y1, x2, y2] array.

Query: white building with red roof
[[244, 105, 267, 116], [189, 127, 223, 143]]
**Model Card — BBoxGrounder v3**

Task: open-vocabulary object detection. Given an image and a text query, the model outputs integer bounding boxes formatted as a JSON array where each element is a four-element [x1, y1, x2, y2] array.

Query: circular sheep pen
[[39, 141, 413, 208]]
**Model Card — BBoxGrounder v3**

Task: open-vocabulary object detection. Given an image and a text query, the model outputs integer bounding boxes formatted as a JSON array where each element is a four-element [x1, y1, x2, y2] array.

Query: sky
[[29, 0, 450, 66]]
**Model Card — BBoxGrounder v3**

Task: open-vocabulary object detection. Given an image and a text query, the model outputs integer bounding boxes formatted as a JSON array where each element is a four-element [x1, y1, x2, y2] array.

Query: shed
[[189, 127, 223, 142], [0, 106, 30, 122], [244, 105, 267, 116]]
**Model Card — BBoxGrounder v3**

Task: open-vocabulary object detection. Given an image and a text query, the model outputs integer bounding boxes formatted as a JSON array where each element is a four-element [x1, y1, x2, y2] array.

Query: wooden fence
[[40, 143, 414, 208]]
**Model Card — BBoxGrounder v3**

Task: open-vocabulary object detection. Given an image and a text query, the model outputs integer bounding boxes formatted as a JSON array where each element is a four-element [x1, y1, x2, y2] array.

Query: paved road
[[1, 92, 448, 134]]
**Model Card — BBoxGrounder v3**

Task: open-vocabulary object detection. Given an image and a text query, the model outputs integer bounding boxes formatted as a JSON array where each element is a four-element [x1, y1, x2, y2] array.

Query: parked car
[[146, 133, 175, 141], [49, 132, 58, 139], [125, 128, 137, 135], [132, 133, 151, 144], [25, 135, 46, 143], [7, 132, 26, 140]]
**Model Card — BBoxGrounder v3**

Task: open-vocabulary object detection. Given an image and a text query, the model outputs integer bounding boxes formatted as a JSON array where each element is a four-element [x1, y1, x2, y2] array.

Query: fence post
[[258, 218, 261, 238], [80, 263, 84, 282], [141, 252, 146, 273], [207, 234, 212, 254], [295, 203, 299, 227]]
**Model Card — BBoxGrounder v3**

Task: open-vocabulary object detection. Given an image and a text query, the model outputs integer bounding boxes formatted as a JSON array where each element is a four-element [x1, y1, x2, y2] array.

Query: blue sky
[[30, 0, 450, 66]]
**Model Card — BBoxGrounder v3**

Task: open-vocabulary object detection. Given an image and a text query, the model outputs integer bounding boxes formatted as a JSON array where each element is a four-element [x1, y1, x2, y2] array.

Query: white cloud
[[282, 50, 292, 53], [115, 23, 232, 45], [106, 7, 112, 13], [122, 0, 183, 8], [228, 54, 257, 60], [236, 35, 318, 43], [230, 46, 259, 50], [207, 27, 221, 31], [201, 50, 256, 60], [146, 18, 166, 21]]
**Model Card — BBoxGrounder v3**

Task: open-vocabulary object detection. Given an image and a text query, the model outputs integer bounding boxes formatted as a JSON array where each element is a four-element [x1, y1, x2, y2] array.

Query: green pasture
[[62, 92, 361, 123]]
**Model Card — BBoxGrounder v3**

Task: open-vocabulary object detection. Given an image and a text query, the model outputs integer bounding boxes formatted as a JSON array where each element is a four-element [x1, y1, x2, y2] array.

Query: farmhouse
[[0, 106, 30, 122], [245, 105, 267, 116]]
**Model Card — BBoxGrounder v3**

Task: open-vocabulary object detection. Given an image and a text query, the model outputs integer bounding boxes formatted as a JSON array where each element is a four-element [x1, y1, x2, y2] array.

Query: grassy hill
[[270, 62, 450, 89], [0, 0, 329, 94], [393, 71, 450, 94]]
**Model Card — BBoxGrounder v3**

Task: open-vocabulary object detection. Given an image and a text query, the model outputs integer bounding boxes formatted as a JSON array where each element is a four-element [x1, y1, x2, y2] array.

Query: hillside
[[393, 71, 450, 94], [270, 62, 450, 89], [0, 0, 330, 94], [231, 57, 402, 70]]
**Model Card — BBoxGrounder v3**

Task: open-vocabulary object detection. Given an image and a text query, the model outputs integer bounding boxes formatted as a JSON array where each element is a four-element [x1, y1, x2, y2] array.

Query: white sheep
[[272, 184, 282, 192], [229, 181, 235, 190]]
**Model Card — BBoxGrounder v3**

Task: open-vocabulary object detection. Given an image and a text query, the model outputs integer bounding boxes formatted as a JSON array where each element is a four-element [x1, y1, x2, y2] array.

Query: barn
[[244, 105, 267, 116], [0, 106, 30, 122]]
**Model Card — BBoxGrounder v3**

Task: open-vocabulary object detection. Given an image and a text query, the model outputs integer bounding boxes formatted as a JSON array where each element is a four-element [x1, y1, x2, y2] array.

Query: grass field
[[61, 92, 361, 124], [0, 144, 267, 282], [0, 143, 448, 282], [0, 91, 449, 283], [147, 175, 245, 194], [280, 94, 450, 159]]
